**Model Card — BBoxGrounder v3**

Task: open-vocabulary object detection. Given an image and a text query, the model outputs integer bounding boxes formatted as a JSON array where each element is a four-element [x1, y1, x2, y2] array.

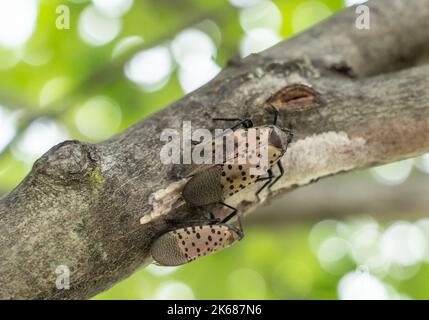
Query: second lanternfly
[[151, 106, 293, 266]]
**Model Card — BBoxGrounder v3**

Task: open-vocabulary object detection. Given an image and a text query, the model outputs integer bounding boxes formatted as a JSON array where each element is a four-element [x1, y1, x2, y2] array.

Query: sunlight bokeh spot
[[75, 96, 122, 141], [171, 28, 217, 71], [349, 221, 389, 275], [350, 221, 380, 249], [239, 28, 281, 57], [92, 0, 134, 18], [414, 153, 429, 174], [171, 28, 220, 93], [125, 45, 172, 92], [153, 281, 195, 300], [309, 219, 341, 254], [338, 270, 388, 300], [362, 256, 390, 277], [39, 77, 72, 108], [292, 1, 332, 34], [371, 159, 414, 186], [415, 219, 429, 263], [177, 57, 221, 94], [22, 46, 53, 67], [78, 5, 122, 46], [380, 221, 426, 266], [112, 35, 144, 59], [318, 237, 350, 263], [229, 0, 265, 8], [388, 263, 421, 281], [317, 237, 350, 275], [146, 264, 179, 277], [239, 1, 282, 32], [227, 268, 266, 299], [195, 20, 222, 47], [0, 0, 38, 48], [12, 118, 69, 163]]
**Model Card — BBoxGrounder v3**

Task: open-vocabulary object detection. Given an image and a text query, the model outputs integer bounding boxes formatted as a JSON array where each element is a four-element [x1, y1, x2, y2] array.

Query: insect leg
[[212, 118, 254, 130], [255, 168, 274, 182], [269, 104, 279, 125], [255, 169, 274, 201], [268, 161, 284, 189], [219, 202, 244, 238]]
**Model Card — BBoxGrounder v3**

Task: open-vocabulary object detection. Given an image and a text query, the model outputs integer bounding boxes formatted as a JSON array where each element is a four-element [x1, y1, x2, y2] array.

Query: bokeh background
[[1, 0, 429, 300]]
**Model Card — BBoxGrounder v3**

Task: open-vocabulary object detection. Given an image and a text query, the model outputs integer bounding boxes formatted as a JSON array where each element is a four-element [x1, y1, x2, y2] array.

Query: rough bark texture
[[1, 0, 429, 299]]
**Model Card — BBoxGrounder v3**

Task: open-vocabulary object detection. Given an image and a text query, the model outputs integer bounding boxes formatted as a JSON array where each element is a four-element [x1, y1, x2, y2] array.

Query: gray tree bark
[[1, 0, 429, 299]]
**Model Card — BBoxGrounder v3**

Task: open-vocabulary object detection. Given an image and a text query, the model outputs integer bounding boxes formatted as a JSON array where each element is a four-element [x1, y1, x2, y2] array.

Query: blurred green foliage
[[2, 0, 429, 300], [0, 0, 344, 192]]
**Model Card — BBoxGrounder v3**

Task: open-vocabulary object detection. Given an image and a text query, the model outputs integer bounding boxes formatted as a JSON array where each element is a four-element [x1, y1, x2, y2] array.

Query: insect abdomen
[[151, 231, 188, 266], [182, 165, 223, 206]]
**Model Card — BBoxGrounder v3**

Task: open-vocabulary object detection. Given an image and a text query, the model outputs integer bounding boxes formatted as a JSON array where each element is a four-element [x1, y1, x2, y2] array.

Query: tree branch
[[249, 176, 429, 224], [1, 0, 429, 299]]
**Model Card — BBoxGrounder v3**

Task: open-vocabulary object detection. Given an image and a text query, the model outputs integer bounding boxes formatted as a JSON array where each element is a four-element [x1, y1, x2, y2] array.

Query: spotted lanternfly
[[182, 105, 293, 220], [151, 221, 243, 266], [150, 106, 293, 266]]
